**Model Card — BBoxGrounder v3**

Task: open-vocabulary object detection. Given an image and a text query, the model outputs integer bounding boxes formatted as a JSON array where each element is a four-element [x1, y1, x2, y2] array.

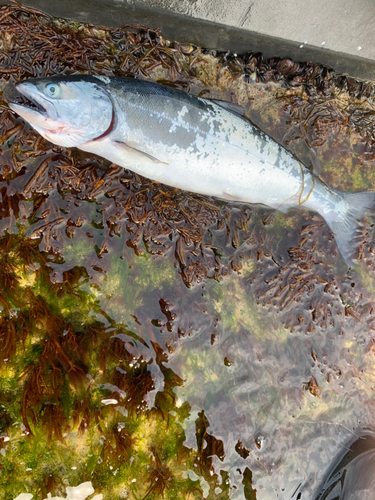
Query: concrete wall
[[2, 0, 375, 80], [145, 0, 375, 61]]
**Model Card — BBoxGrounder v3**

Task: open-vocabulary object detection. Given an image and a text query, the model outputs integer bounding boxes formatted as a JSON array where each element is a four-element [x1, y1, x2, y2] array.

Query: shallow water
[[1, 4, 375, 500]]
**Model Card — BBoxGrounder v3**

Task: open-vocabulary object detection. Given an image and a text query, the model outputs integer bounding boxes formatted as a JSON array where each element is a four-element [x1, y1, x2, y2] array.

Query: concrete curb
[[1, 0, 375, 80]]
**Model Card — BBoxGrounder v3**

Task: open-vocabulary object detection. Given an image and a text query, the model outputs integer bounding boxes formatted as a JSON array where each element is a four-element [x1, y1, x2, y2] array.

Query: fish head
[[9, 76, 113, 148]]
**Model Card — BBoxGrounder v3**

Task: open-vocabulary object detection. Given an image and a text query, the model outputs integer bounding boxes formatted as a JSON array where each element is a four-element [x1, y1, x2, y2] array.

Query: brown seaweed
[[143, 448, 173, 499]]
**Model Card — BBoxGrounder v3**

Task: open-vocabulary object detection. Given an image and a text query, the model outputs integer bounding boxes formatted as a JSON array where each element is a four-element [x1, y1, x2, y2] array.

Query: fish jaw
[[9, 102, 62, 131], [9, 100, 84, 148]]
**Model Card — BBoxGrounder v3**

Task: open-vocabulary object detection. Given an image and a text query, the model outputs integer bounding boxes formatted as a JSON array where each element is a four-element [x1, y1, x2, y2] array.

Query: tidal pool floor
[[1, 3, 375, 500]]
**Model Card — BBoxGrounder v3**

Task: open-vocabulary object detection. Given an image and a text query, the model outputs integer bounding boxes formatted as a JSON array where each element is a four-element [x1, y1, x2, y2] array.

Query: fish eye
[[45, 83, 60, 98]]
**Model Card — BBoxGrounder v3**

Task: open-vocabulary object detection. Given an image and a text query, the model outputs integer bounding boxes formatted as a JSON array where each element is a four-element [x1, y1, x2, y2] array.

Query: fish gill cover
[[0, 1, 375, 499]]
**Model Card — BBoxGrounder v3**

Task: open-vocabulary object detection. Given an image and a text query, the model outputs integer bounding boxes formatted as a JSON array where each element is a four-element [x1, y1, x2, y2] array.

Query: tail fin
[[326, 191, 375, 266]]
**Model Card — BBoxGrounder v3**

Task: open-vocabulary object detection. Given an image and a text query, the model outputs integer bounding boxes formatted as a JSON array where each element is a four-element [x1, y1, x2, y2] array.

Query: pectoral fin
[[113, 141, 169, 165]]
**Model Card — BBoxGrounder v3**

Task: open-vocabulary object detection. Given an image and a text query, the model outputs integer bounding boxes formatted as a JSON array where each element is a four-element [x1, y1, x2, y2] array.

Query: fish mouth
[[10, 97, 47, 117], [9, 82, 55, 127], [11, 82, 47, 115]]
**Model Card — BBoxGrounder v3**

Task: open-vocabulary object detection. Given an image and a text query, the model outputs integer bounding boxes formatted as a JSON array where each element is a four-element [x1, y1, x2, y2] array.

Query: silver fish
[[9, 75, 375, 264]]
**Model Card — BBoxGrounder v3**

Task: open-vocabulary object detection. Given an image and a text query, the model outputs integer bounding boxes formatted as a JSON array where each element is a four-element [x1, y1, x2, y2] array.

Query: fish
[[8, 75, 375, 265]]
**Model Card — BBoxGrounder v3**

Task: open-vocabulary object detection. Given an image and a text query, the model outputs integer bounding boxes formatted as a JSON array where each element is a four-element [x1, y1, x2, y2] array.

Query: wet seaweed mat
[[0, 1, 375, 500]]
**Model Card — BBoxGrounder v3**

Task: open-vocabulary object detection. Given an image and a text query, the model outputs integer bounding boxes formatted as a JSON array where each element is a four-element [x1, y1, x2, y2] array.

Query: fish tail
[[325, 190, 375, 266]]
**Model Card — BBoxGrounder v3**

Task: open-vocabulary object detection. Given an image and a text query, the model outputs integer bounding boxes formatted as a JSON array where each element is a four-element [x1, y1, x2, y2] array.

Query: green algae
[[0, 230, 228, 500]]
